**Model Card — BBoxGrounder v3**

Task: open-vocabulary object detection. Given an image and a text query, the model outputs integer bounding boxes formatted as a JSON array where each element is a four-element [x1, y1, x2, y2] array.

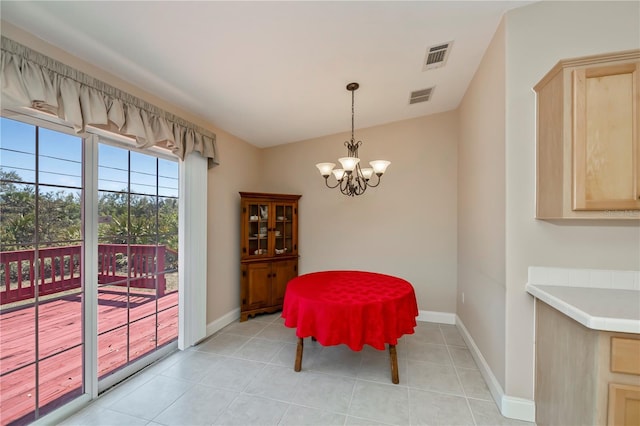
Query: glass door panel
[[247, 202, 270, 256], [97, 142, 179, 381], [0, 117, 84, 424], [274, 204, 294, 255]]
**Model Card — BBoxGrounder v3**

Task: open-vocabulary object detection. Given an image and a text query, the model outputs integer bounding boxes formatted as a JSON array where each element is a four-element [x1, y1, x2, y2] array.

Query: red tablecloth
[[282, 270, 419, 351]]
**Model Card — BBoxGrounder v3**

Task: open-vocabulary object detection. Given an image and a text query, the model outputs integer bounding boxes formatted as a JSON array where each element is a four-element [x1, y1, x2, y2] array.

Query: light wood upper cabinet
[[535, 50, 640, 219]]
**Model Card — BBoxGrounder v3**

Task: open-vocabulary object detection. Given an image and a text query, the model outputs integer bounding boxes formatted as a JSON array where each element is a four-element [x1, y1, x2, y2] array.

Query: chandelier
[[315, 82, 390, 197]]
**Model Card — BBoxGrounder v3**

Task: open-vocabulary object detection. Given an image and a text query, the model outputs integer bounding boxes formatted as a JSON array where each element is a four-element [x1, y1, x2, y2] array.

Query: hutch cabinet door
[[241, 262, 271, 310], [242, 199, 271, 258], [270, 259, 298, 307], [273, 202, 298, 257]]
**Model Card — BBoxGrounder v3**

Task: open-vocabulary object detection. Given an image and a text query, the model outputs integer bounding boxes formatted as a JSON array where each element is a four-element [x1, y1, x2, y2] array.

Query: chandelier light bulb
[[360, 168, 374, 180], [332, 168, 346, 181], [370, 160, 391, 175], [338, 157, 360, 172], [316, 162, 336, 177]]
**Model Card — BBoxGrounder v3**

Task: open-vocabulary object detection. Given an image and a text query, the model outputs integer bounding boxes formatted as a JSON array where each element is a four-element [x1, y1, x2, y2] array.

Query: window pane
[[0, 365, 36, 425], [130, 151, 156, 195], [158, 158, 178, 197], [38, 187, 82, 245], [97, 281, 128, 334], [98, 326, 128, 379], [38, 128, 82, 188], [0, 117, 36, 184], [98, 191, 129, 244], [130, 195, 157, 241], [157, 300, 178, 347], [129, 315, 156, 363], [0, 183, 36, 247], [37, 244, 83, 359], [129, 281, 157, 322], [38, 346, 83, 417], [0, 302, 35, 373], [98, 144, 128, 192]]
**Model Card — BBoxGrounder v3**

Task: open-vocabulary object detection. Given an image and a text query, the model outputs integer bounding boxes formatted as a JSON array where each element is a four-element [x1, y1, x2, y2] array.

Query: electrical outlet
[[462, 292, 465, 304]]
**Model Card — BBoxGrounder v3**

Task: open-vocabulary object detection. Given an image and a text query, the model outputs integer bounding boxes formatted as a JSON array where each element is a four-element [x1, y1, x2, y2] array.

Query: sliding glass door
[[0, 116, 180, 425]]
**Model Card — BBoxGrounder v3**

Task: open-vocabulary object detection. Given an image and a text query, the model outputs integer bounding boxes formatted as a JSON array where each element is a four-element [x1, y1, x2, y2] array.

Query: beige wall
[[504, 1, 640, 399], [261, 113, 459, 313], [206, 131, 262, 323], [457, 18, 507, 388]]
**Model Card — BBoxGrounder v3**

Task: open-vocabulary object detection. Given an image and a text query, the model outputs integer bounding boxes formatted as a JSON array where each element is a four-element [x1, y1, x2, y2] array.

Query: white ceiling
[[1, 1, 532, 148]]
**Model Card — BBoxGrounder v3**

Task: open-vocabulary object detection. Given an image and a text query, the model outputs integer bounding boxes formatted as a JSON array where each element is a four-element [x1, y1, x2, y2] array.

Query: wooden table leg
[[389, 344, 399, 384], [295, 337, 304, 372]]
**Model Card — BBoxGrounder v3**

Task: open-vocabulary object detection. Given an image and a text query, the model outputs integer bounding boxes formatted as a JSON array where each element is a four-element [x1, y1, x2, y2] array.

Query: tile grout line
[[440, 324, 478, 426], [68, 316, 513, 426]]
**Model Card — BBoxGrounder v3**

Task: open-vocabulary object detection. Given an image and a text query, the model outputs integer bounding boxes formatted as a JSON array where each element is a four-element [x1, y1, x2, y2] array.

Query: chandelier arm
[[323, 177, 342, 189], [354, 164, 368, 191], [364, 173, 382, 188], [339, 175, 351, 195], [357, 178, 367, 191]]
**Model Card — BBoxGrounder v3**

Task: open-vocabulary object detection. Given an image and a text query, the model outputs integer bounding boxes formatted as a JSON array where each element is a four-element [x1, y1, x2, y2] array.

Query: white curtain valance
[[1, 36, 218, 166]]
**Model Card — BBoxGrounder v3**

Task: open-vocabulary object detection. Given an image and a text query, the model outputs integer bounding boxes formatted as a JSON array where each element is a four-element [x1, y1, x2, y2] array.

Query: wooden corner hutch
[[239, 192, 301, 321]]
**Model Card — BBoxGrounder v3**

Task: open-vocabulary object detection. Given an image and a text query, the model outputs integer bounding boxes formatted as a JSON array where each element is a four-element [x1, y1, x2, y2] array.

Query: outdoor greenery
[[0, 169, 179, 286], [1, 170, 82, 247]]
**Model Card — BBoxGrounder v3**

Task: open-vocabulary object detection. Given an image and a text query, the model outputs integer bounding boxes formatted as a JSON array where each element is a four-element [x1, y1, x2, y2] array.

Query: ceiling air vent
[[422, 41, 453, 71], [409, 87, 434, 104]]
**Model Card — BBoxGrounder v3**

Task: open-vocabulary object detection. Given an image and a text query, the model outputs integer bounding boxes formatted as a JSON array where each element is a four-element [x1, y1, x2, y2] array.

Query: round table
[[282, 270, 418, 383]]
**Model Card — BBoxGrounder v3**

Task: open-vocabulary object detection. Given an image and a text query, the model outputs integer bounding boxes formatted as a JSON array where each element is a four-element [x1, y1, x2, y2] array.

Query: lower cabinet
[[240, 258, 297, 321], [535, 301, 640, 425]]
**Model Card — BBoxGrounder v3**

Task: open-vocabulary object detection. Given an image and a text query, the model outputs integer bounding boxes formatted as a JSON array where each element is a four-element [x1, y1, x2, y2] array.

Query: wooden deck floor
[[0, 288, 178, 426]]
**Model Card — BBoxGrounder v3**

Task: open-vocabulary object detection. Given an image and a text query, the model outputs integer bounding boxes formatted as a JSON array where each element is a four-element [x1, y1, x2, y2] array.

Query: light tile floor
[[61, 314, 534, 426]]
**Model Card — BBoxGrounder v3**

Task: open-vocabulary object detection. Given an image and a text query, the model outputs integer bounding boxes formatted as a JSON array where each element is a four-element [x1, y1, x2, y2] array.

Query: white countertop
[[526, 284, 640, 333]]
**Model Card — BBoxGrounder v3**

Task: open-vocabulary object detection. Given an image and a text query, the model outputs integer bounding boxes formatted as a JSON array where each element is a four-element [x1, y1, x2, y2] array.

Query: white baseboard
[[455, 315, 536, 423], [501, 395, 536, 422], [205, 308, 240, 339], [417, 310, 456, 324]]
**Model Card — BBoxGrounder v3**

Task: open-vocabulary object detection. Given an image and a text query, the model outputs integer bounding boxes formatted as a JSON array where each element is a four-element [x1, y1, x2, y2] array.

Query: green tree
[[0, 170, 36, 247]]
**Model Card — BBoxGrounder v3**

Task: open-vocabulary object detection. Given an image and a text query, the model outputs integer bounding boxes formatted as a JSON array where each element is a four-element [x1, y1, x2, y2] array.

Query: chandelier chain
[[351, 88, 355, 143]]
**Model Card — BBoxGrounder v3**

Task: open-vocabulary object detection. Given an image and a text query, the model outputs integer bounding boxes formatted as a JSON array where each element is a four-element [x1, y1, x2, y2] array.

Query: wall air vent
[[409, 87, 434, 104], [422, 41, 453, 71]]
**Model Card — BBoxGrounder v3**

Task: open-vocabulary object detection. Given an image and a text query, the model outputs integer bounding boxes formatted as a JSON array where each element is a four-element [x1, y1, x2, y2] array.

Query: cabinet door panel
[[242, 201, 271, 258], [573, 63, 640, 210], [243, 263, 271, 309], [608, 383, 640, 426], [270, 260, 297, 307], [273, 203, 297, 256]]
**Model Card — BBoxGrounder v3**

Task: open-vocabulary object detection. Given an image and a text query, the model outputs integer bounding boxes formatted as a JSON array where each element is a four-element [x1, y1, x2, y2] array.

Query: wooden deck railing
[[0, 244, 168, 305]]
